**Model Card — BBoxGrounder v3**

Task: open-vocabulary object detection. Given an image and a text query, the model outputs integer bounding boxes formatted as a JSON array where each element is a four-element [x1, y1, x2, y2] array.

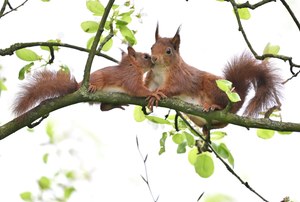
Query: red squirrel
[[13, 46, 163, 116], [146, 25, 282, 128]]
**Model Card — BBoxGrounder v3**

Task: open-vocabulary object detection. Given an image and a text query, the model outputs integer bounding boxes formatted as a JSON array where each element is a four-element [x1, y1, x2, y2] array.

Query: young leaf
[[40, 39, 60, 51], [133, 106, 146, 122], [183, 131, 195, 147], [194, 152, 214, 178], [177, 142, 187, 153], [238, 8, 251, 20], [188, 147, 198, 165], [210, 131, 227, 140], [16, 49, 41, 62], [277, 131, 293, 135], [86, 0, 104, 16], [225, 91, 241, 103], [46, 121, 55, 143], [172, 133, 185, 144], [64, 186, 76, 200], [38, 176, 51, 190], [118, 25, 137, 46], [42, 153, 49, 164], [0, 79, 7, 91], [257, 128, 275, 139], [81, 21, 99, 33], [18, 62, 34, 80], [263, 42, 280, 55], [100, 37, 113, 52], [159, 132, 168, 155], [146, 115, 171, 125], [20, 192, 33, 202], [216, 79, 232, 92]]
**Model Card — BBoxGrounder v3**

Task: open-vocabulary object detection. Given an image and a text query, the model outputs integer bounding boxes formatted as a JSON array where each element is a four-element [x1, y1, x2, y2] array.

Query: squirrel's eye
[[166, 47, 172, 55], [144, 54, 150, 59]]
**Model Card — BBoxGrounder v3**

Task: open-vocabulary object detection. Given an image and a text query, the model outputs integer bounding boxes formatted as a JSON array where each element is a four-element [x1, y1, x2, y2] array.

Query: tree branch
[[225, 0, 300, 76], [0, 0, 29, 18], [81, 0, 115, 89], [1, 92, 299, 140], [0, 42, 119, 63]]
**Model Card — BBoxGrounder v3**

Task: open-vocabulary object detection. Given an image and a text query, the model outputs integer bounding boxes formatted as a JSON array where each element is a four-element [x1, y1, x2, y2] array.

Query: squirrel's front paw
[[202, 103, 222, 112]]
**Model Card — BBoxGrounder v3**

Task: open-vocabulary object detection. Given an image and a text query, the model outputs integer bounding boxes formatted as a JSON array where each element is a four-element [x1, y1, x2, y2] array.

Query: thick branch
[[1, 91, 299, 140], [0, 42, 118, 63]]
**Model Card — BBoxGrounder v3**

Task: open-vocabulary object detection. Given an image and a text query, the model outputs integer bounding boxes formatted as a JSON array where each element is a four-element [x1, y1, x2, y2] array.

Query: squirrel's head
[[151, 24, 181, 68], [121, 46, 153, 73]]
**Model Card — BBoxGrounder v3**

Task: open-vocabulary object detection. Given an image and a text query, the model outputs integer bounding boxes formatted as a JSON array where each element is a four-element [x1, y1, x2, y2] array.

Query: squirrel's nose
[[151, 56, 158, 64]]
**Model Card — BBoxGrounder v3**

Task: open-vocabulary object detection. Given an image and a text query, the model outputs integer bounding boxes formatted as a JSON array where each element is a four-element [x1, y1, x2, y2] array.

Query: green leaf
[[16, 49, 41, 62], [228, 153, 235, 167], [210, 131, 227, 140], [46, 121, 55, 143], [81, 21, 99, 33], [0, 79, 7, 91], [86, 0, 104, 16], [216, 143, 230, 159], [118, 25, 136, 46], [216, 79, 232, 92], [100, 37, 113, 52], [38, 176, 51, 190], [225, 91, 241, 102], [18, 62, 34, 80], [263, 42, 280, 55], [194, 152, 214, 178], [159, 132, 168, 155], [277, 131, 293, 135], [42, 153, 49, 164], [87, 36, 95, 49], [257, 128, 275, 139], [20, 192, 33, 202], [41, 0, 50, 2], [41, 39, 60, 51], [177, 142, 187, 153], [64, 186, 76, 200], [133, 106, 146, 122], [65, 171, 76, 180], [172, 133, 185, 144], [238, 8, 251, 20], [146, 115, 171, 125], [183, 131, 195, 147], [188, 147, 198, 165], [205, 193, 234, 202]]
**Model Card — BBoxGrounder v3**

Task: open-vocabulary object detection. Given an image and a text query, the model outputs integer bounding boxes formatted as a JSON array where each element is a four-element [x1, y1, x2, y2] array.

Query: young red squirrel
[[13, 46, 163, 116], [146, 25, 282, 128]]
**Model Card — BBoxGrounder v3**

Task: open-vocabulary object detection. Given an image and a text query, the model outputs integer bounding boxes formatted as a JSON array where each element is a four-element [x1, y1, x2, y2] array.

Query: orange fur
[[146, 25, 282, 127], [13, 46, 158, 116]]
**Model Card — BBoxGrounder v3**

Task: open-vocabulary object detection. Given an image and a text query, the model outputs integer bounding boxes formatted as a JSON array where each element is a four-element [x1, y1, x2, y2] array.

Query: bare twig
[[136, 136, 159, 202], [0, 0, 29, 18], [177, 112, 269, 202]]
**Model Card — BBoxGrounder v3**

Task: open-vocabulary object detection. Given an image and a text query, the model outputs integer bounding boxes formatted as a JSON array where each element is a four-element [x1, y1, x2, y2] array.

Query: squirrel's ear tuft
[[127, 46, 136, 58], [155, 23, 160, 41], [171, 25, 181, 51]]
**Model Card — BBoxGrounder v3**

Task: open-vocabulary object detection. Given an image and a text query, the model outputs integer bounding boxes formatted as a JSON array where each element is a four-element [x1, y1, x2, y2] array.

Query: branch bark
[[1, 91, 299, 140]]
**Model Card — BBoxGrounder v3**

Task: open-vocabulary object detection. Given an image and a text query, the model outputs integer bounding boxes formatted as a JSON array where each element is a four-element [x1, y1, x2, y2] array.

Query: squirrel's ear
[[120, 48, 126, 56], [155, 23, 160, 41], [171, 25, 181, 51], [127, 46, 136, 58]]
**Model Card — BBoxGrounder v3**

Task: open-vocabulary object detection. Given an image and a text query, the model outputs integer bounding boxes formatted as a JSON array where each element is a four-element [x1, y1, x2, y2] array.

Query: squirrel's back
[[12, 70, 78, 116]]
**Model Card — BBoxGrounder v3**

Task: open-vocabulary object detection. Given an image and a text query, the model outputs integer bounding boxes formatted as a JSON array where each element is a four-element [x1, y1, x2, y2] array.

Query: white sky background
[[1, 0, 300, 202]]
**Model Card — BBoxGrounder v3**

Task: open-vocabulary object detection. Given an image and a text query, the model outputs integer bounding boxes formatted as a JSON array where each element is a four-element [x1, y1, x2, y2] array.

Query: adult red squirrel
[[146, 25, 282, 128], [13, 46, 163, 116]]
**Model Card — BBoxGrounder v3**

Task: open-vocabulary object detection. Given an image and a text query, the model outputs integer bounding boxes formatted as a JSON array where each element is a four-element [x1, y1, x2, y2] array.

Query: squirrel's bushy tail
[[224, 52, 282, 117], [12, 70, 78, 116]]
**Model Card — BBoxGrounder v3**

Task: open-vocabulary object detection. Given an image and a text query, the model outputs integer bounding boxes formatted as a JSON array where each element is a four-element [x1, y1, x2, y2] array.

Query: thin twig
[[81, 0, 115, 89], [0, 42, 118, 63], [136, 136, 159, 202], [176, 112, 269, 202], [0, 0, 29, 18]]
